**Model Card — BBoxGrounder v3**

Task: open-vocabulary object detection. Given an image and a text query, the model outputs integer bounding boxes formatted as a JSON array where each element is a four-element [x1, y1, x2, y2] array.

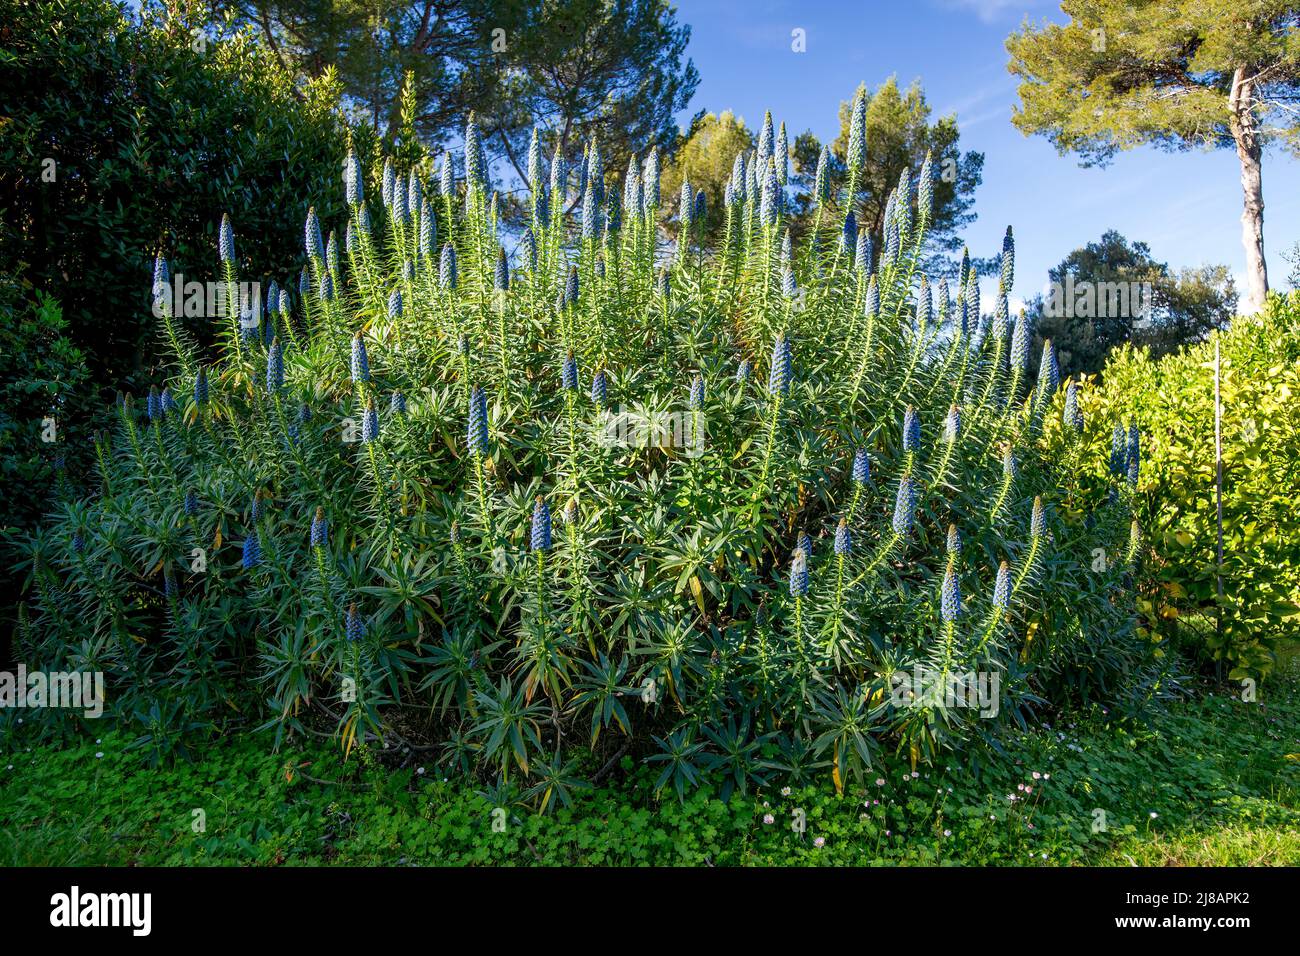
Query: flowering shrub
[[16, 97, 1159, 799]]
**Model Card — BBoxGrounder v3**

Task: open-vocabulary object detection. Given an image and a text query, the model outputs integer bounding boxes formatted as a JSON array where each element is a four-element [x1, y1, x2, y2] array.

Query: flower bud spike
[[561, 351, 578, 391], [788, 546, 809, 598], [310, 506, 328, 549], [467, 385, 489, 456], [242, 531, 262, 569], [993, 561, 1011, 609], [531, 496, 552, 551], [266, 338, 284, 394], [440, 243, 458, 289], [362, 398, 379, 443], [892, 475, 915, 535], [345, 150, 363, 206], [834, 518, 851, 556], [903, 405, 921, 453], [941, 558, 961, 623], [350, 331, 370, 383]]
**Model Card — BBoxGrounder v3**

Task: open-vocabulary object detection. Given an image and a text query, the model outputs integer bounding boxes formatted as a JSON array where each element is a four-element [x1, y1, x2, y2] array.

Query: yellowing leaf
[[690, 575, 707, 616]]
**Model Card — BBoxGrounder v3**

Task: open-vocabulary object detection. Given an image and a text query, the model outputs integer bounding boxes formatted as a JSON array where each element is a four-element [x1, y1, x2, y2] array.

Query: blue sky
[[671, 0, 1300, 312]]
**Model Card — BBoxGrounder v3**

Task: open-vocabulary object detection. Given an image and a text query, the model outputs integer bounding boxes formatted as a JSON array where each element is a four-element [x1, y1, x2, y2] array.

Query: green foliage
[[0, 285, 92, 543], [0, 0, 354, 633], [17, 92, 1157, 805], [1006, 0, 1299, 309], [0, 0, 350, 386], [662, 110, 754, 244], [803, 76, 984, 266], [1080, 294, 1300, 679], [1024, 230, 1236, 379], [1006, 0, 1300, 161], [489, 0, 699, 182], [3, 664, 1296, 864], [224, 0, 699, 206]]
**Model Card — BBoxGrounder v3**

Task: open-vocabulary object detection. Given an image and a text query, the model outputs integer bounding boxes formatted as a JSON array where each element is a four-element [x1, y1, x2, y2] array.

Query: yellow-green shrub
[[1082, 294, 1300, 679]]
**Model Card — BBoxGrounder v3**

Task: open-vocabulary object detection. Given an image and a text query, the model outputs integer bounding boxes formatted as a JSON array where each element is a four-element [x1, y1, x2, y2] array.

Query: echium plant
[[17, 87, 1153, 798]]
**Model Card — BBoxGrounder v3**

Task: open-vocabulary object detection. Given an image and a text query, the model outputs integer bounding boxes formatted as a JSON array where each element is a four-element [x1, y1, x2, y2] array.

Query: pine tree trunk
[[1229, 67, 1268, 313]]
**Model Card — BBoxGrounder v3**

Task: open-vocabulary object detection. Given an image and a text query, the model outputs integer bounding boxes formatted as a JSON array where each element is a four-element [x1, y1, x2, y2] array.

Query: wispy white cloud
[[956, 103, 1012, 131], [937, 69, 1019, 129]]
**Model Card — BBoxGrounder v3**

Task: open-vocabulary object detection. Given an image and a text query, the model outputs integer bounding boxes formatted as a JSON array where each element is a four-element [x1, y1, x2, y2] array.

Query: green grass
[[3, 661, 1297, 866]]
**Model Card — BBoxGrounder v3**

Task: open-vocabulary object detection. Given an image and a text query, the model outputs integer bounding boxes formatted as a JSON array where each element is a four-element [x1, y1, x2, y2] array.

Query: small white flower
[[780, 786, 791, 797], [95, 752, 104, 759], [416, 767, 426, 775], [763, 813, 775, 825], [1149, 811, 1158, 819]]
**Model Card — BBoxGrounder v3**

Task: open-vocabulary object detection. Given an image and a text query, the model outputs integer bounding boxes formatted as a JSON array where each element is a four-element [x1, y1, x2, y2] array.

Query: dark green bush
[[0, 0, 353, 624], [0, 0, 350, 380], [0, 283, 91, 547]]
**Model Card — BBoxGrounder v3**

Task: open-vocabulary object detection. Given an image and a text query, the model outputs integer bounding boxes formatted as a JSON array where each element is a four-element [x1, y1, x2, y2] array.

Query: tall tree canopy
[[786, 77, 983, 274], [1025, 230, 1237, 379], [661, 110, 754, 242], [1006, 0, 1300, 313], [223, 0, 698, 197]]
